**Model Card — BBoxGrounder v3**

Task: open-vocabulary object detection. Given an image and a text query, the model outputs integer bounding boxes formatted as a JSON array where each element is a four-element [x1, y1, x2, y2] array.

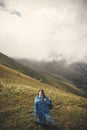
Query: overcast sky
[[0, 0, 87, 62]]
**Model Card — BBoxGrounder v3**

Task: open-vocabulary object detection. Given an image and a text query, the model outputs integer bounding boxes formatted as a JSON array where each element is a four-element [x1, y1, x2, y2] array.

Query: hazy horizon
[[0, 0, 87, 62]]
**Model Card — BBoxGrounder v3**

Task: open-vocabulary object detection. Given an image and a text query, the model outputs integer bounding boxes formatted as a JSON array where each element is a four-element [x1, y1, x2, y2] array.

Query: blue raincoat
[[34, 95, 55, 125]]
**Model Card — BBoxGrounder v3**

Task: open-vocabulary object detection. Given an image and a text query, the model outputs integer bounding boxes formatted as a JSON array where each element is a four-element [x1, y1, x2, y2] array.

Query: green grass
[[0, 64, 87, 130]]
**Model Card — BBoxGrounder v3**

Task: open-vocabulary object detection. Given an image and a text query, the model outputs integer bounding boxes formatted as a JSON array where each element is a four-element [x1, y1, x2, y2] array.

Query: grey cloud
[[0, 0, 87, 62], [81, 0, 87, 9], [0, 0, 22, 18], [0, 0, 5, 8], [72, 0, 87, 24], [10, 10, 22, 17]]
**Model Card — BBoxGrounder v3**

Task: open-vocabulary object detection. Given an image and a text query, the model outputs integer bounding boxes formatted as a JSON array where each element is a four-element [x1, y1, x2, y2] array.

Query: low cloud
[[10, 10, 21, 17]]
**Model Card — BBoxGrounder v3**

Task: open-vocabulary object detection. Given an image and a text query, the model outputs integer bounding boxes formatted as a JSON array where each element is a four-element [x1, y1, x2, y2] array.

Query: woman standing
[[34, 89, 56, 126]]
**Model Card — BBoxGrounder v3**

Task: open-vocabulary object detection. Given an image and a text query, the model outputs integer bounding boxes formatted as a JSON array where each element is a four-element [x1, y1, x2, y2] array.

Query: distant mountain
[[16, 58, 87, 89], [0, 52, 86, 97]]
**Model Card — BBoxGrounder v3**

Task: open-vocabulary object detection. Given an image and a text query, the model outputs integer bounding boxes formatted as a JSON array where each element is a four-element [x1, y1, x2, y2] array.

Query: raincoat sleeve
[[34, 97, 38, 118]]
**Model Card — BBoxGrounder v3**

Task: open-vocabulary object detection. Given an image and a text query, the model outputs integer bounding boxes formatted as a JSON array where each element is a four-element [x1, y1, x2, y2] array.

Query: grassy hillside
[[0, 52, 45, 81], [0, 64, 87, 130], [0, 52, 86, 97]]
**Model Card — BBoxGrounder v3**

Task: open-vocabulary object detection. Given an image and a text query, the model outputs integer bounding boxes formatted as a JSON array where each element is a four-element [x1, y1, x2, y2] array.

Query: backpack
[[48, 100, 53, 110]]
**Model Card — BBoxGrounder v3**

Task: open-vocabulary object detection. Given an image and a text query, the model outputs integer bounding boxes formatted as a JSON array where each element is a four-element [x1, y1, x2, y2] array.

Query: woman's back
[[34, 95, 50, 115], [34, 89, 56, 126]]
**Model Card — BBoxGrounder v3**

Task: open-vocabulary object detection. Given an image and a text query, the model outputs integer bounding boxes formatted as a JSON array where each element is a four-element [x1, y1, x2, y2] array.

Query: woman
[[34, 89, 56, 126]]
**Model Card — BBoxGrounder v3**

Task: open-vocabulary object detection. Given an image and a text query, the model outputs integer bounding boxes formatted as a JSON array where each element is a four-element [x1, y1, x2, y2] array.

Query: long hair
[[37, 89, 46, 97]]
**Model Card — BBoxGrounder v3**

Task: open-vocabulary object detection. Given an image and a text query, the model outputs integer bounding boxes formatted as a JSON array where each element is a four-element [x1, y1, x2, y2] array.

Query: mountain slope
[[0, 64, 87, 130], [0, 52, 45, 80], [0, 52, 85, 97], [17, 58, 87, 89]]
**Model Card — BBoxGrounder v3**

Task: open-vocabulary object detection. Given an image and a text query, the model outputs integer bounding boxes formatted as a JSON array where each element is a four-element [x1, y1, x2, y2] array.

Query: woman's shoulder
[[35, 96, 39, 100], [34, 96, 41, 103]]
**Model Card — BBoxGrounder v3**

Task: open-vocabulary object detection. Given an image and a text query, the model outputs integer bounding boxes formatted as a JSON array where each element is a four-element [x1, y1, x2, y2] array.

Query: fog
[[0, 0, 87, 62]]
